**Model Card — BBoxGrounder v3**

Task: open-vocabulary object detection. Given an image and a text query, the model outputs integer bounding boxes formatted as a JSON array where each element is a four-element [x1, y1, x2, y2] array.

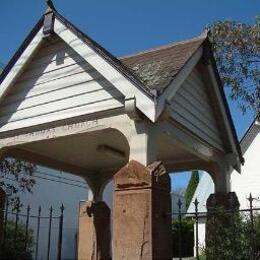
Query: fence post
[[13, 204, 20, 249], [35, 206, 41, 260], [57, 204, 64, 260], [24, 205, 31, 253], [0, 188, 6, 249], [2, 199, 9, 251], [74, 232, 78, 260], [178, 199, 182, 260], [193, 198, 199, 260], [47, 206, 53, 260], [248, 193, 255, 260]]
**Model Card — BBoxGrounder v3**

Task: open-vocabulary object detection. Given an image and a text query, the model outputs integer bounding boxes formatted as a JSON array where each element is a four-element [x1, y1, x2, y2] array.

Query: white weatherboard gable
[[54, 18, 157, 122], [0, 34, 127, 132], [0, 27, 44, 103], [169, 68, 225, 152], [0, 17, 158, 134], [156, 46, 203, 117]]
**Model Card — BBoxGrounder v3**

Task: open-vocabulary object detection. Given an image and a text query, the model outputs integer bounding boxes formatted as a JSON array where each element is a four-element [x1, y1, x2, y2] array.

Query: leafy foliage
[[172, 218, 194, 257], [0, 64, 36, 204], [0, 220, 34, 260], [0, 159, 36, 206], [185, 170, 199, 208], [208, 17, 260, 114], [205, 209, 260, 259]]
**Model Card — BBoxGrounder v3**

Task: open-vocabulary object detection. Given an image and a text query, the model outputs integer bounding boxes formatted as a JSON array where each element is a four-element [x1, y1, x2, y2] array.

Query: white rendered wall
[[191, 132, 260, 255], [194, 219, 206, 256], [231, 133, 260, 208]]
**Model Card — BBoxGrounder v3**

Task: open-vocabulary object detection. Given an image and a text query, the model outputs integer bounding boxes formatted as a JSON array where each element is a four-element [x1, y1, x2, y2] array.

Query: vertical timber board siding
[[0, 36, 124, 132], [171, 69, 224, 151]]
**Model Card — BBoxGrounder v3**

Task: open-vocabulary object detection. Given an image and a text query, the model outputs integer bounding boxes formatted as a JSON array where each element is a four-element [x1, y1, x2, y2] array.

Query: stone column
[[77, 200, 111, 260], [206, 192, 240, 259], [113, 160, 172, 260], [0, 188, 6, 244]]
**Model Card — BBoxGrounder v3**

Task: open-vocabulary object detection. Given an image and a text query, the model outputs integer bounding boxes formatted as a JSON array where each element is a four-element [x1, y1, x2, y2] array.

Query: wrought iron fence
[[0, 201, 66, 260], [172, 194, 260, 260]]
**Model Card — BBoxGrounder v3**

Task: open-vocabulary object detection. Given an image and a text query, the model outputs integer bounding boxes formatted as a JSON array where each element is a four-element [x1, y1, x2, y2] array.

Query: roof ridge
[[119, 32, 207, 60]]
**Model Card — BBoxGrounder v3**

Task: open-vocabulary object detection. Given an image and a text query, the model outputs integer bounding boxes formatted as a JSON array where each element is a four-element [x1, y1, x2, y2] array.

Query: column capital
[[206, 192, 240, 211], [114, 160, 170, 191]]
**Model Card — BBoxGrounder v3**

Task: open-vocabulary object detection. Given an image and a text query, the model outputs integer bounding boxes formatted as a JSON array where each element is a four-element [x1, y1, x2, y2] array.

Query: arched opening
[[0, 127, 130, 259], [170, 170, 215, 258]]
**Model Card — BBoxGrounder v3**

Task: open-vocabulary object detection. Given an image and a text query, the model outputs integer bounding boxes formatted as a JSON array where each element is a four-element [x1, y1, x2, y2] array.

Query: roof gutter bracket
[[125, 97, 142, 121]]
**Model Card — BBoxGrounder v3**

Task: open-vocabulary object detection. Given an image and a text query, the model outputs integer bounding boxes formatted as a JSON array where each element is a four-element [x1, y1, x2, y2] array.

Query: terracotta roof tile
[[119, 35, 206, 92]]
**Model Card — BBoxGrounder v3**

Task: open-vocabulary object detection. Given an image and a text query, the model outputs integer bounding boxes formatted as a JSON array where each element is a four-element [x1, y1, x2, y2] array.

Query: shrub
[[0, 220, 34, 260], [172, 218, 194, 257]]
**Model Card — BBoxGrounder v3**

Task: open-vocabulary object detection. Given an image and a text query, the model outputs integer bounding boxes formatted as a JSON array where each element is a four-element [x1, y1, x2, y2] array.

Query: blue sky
[[0, 0, 259, 190]]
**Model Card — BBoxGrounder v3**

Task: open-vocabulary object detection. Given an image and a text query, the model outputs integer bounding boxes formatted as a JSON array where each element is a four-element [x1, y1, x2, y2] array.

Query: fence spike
[[57, 203, 65, 260], [24, 204, 31, 252], [194, 198, 199, 259], [47, 205, 53, 260], [35, 205, 42, 260]]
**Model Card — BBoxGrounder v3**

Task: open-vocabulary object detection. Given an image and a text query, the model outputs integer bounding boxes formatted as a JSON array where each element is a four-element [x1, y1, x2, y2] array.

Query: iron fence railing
[[172, 194, 260, 260], [0, 201, 65, 260]]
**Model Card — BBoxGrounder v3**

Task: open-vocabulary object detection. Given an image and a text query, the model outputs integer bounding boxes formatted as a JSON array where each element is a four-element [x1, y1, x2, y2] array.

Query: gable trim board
[[240, 115, 260, 155], [206, 42, 244, 165], [0, 7, 243, 166]]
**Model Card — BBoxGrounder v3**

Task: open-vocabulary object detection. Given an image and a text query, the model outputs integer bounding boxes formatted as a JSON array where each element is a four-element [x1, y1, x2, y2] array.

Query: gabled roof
[[0, 4, 243, 165], [54, 11, 153, 98], [0, 10, 206, 97], [120, 35, 206, 92]]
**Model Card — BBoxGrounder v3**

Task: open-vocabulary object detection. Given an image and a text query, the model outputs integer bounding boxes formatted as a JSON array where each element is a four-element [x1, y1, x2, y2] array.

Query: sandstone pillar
[[77, 201, 111, 260], [113, 160, 172, 260], [206, 192, 240, 259]]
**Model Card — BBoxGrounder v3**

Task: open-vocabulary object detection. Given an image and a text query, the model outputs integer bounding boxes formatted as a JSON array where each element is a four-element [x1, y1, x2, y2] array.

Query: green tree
[[208, 17, 260, 114], [185, 170, 199, 208], [204, 209, 260, 259], [0, 158, 36, 205]]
